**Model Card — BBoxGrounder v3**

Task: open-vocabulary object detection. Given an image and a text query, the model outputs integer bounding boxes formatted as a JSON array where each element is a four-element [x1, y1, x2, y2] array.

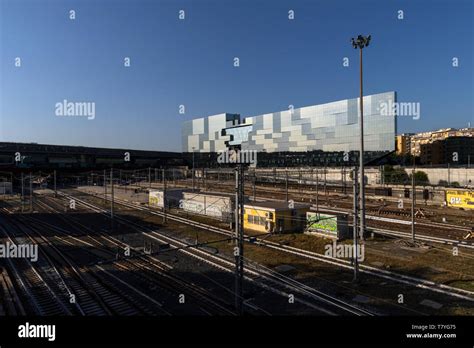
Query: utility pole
[[324, 164, 327, 198], [448, 163, 451, 187], [353, 168, 359, 282], [358, 46, 365, 241], [192, 147, 195, 192], [411, 168, 416, 242], [203, 168, 206, 191], [104, 169, 107, 200], [54, 170, 57, 197], [234, 165, 244, 315], [235, 168, 239, 244], [253, 170, 256, 201], [29, 172, 33, 211], [21, 173, 24, 213], [148, 167, 151, 188], [298, 169, 302, 194], [351, 34, 371, 242], [285, 170, 289, 202], [341, 166, 345, 194], [162, 168, 167, 223], [316, 168, 319, 216], [110, 169, 114, 227], [381, 165, 385, 187], [202, 168, 205, 190]]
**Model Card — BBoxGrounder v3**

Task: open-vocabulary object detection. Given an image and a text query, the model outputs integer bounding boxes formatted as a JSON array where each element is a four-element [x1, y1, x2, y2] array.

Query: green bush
[[383, 165, 409, 184]]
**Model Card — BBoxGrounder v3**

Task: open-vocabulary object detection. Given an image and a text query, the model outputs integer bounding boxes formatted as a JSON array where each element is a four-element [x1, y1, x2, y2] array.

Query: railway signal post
[[234, 164, 244, 315]]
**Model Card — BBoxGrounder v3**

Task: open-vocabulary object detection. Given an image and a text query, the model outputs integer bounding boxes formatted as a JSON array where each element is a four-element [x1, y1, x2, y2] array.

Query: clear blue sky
[[1, 0, 472, 151]]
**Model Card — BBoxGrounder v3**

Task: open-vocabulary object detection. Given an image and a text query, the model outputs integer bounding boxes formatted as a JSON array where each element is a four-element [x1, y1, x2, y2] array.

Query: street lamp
[[351, 34, 371, 241]]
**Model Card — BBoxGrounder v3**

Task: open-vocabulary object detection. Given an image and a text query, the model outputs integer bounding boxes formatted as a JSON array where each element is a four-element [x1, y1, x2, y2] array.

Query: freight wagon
[[243, 201, 310, 234], [305, 212, 350, 240], [149, 189, 191, 208], [180, 192, 240, 222], [446, 190, 474, 209]]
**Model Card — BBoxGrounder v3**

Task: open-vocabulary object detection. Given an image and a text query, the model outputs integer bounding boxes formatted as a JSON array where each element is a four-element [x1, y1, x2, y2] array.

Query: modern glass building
[[182, 113, 240, 153], [182, 92, 396, 154]]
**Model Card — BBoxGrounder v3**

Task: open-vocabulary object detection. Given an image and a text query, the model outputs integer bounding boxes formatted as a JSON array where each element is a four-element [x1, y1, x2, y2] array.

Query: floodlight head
[[351, 38, 358, 49], [366, 35, 371, 46], [350, 34, 372, 49]]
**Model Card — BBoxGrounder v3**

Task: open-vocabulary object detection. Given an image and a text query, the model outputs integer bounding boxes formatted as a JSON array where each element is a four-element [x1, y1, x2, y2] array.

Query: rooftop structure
[[410, 128, 474, 157]]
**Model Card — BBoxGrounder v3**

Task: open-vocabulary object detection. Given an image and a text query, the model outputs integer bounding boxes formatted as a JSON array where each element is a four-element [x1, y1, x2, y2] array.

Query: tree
[[411, 171, 429, 185], [383, 165, 409, 184]]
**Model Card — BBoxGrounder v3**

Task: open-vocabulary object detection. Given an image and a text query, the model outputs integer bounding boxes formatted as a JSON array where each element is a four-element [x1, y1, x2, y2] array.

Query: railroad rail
[[26, 198, 240, 316], [65, 189, 474, 304], [57, 191, 375, 316]]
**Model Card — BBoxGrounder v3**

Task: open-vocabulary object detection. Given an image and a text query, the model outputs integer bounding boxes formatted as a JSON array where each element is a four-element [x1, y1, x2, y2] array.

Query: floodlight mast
[[350, 34, 371, 242]]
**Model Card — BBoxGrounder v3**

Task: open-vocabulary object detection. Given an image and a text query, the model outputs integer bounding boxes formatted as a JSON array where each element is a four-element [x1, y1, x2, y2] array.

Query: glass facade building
[[182, 92, 396, 153], [182, 113, 240, 153]]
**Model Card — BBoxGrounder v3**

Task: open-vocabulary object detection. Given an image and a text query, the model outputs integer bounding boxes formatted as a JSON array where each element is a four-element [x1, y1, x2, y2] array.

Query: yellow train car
[[446, 190, 474, 209], [243, 201, 310, 234]]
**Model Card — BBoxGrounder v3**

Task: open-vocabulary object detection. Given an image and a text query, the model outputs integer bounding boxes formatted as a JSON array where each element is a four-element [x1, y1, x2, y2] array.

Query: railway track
[[0, 218, 74, 315], [0, 267, 26, 315], [0, 200, 235, 316], [1, 210, 173, 316], [28, 197, 247, 315], [66, 189, 474, 304]]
